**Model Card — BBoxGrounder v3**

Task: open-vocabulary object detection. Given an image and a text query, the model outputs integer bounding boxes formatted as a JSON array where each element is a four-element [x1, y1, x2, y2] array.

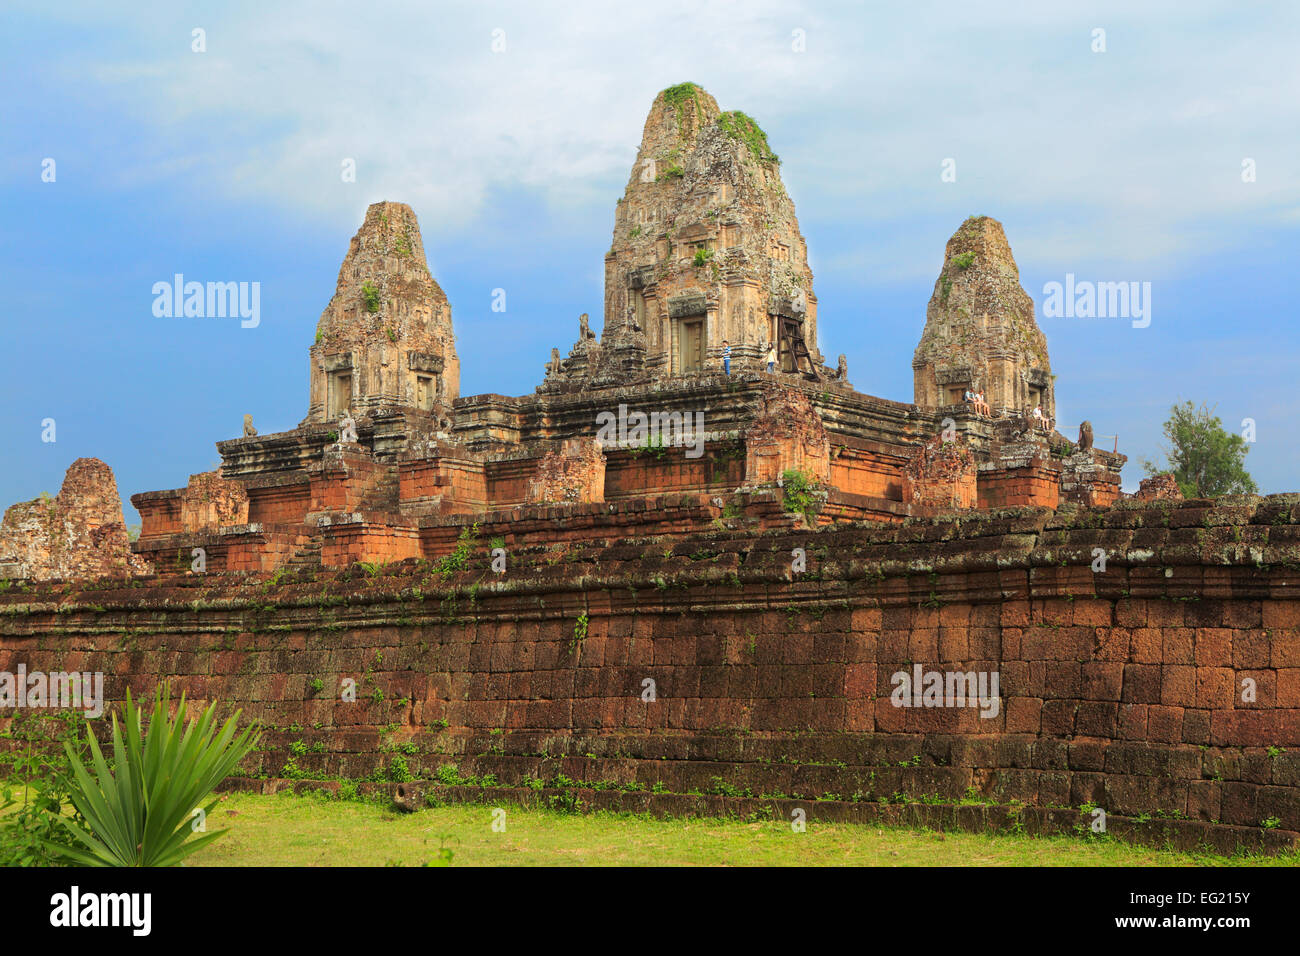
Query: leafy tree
[[1142, 400, 1257, 498]]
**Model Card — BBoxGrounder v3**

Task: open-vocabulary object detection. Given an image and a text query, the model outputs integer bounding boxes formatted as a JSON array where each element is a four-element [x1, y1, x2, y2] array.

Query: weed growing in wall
[[780, 468, 817, 520], [570, 612, 589, 655]]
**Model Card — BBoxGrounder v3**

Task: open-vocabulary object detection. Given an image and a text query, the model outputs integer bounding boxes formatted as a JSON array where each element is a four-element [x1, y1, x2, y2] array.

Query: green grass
[[185, 791, 1295, 867]]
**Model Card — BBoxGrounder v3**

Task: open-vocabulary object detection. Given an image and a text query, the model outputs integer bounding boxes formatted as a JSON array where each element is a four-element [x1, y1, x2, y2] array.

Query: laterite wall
[[2, 493, 1299, 851]]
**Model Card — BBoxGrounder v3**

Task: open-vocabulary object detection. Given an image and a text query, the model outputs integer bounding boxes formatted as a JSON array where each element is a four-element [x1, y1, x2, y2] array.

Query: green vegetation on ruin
[[660, 81, 702, 124], [361, 281, 381, 313], [717, 110, 779, 163], [780, 468, 818, 520], [656, 163, 684, 181], [178, 790, 1296, 867], [951, 251, 976, 269]]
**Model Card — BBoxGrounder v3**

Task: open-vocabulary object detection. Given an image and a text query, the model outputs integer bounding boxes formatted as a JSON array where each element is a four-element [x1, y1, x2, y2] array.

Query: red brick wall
[[7, 496, 1300, 847], [419, 497, 731, 557], [400, 457, 488, 512], [830, 447, 905, 501], [308, 450, 388, 514], [134, 493, 182, 539], [603, 447, 743, 498], [247, 483, 311, 525], [320, 520, 421, 567], [133, 528, 308, 574], [484, 459, 534, 508], [977, 466, 1060, 509]]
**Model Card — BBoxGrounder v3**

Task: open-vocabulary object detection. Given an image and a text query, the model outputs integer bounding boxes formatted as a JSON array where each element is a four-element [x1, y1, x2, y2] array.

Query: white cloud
[[15, 1, 1300, 278]]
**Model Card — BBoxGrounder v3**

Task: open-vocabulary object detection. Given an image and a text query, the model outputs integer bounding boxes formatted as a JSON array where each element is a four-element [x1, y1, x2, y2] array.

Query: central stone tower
[[304, 201, 460, 424], [557, 83, 824, 387]]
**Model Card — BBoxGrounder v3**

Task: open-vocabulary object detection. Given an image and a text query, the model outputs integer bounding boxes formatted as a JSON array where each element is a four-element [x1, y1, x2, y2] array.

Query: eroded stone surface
[[901, 436, 978, 510], [8, 499, 1300, 850], [305, 201, 460, 424], [1136, 472, 1183, 501], [545, 83, 829, 390], [526, 439, 606, 505], [0, 458, 150, 581], [913, 216, 1053, 419], [179, 470, 249, 532], [744, 387, 830, 485]]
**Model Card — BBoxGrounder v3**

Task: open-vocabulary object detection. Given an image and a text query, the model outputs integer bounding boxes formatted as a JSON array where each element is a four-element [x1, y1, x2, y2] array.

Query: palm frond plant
[[59, 685, 261, 867]]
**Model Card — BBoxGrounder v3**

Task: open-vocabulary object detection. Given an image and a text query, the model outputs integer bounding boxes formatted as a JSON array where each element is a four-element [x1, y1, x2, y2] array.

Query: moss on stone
[[717, 110, 779, 163], [660, 82, 703, 139], [661, 82, 701, 110]]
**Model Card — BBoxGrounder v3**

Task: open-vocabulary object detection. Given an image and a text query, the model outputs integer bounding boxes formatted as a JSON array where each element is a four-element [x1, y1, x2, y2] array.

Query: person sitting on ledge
[[1032, 403, 1050, 432], [973, 390, 989, 416]]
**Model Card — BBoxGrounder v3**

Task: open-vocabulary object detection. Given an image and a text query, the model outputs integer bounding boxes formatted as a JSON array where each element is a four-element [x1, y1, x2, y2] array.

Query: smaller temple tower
[[912, 216, 1053, 419], [304, 202, 460, 424]]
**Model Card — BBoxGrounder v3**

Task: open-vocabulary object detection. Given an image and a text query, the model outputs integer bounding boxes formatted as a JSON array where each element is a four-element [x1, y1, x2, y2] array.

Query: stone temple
[[18, 86, 1300, 854], [122, 82, 1128, 574]]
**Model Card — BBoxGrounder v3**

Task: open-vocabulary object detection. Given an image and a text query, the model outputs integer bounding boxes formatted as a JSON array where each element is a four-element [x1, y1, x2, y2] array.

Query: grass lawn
[[188, 791, 1299, 867]]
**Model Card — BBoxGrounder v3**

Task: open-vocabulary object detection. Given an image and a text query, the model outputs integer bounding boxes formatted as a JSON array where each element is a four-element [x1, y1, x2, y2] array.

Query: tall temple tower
[[304, 202, 460, 424], [546, 83, 825, 389], [912, 216, 1054, 418], [607, 82, 822, 377]]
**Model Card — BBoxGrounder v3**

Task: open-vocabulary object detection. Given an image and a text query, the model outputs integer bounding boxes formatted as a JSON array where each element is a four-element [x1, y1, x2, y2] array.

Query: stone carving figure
[[1078, 420, 1094, 452], [338, 409, 358, 444], [547, 347, 562, 377], [242, 414, 257, 437], [579, 312, 595, 340], [836, 355, 848, 380]]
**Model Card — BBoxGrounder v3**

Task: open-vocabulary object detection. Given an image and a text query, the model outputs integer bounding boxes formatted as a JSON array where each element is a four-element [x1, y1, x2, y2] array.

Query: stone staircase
[[282, 465, 403, 572], [284, 533, 323, 571]]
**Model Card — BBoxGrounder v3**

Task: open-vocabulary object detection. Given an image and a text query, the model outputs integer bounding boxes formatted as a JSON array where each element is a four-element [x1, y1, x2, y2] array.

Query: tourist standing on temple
[[722, 340, 731, 375], [766, 343, 776, 374]]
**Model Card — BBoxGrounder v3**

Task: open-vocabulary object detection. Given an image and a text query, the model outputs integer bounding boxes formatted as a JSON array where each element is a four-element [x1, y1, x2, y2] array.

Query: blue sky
[[2, 1, 1296, 521]]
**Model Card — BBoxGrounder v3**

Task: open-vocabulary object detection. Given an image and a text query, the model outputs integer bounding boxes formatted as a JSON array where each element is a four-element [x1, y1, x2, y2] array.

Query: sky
[[2, 0, 1297, 522]]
